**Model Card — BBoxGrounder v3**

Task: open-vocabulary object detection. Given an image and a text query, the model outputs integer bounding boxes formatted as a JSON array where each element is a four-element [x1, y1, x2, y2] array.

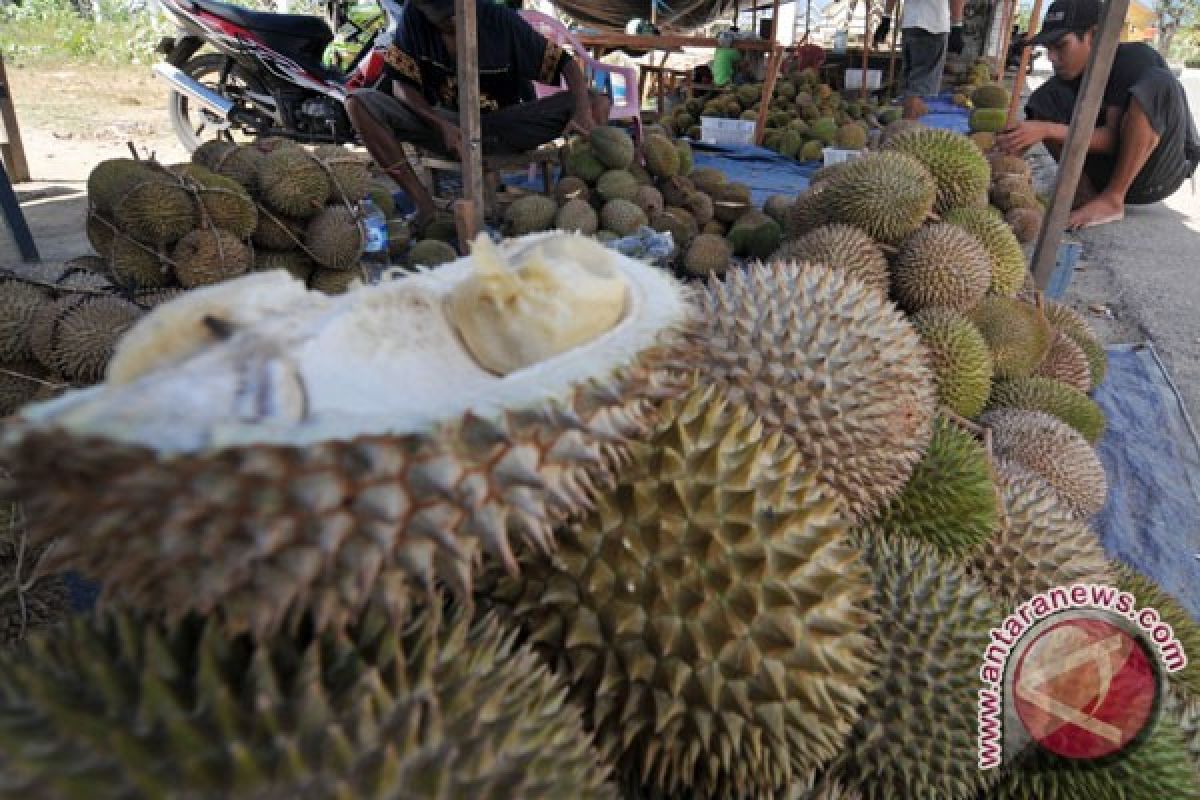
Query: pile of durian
[[0, 125, 1197, 800], [667, 66, 898, 162]]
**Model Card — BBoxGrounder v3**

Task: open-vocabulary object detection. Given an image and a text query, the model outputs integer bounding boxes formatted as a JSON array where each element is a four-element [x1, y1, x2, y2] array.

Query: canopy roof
[[551, 0, 738, 33]]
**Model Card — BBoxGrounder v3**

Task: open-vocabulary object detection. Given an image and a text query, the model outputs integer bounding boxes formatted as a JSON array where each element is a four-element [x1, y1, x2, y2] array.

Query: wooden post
[[1005, 0, 1045, 126], [887, 0, 901, 92], [768, 0, 781, 42], [805, 0, 811, 36], [995, 0, 1016, 80], [1030, 0, 1131, 289], [754, 44, 783, 145], [454, 0, 483, 243], [0, 54, 31, 184], [860, 0, 874, 102]]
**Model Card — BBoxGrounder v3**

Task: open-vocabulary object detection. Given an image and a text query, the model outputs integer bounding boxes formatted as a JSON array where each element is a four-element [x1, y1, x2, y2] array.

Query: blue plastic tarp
[[1093, 343, 1200, 622], [691, 142, 820, 206]]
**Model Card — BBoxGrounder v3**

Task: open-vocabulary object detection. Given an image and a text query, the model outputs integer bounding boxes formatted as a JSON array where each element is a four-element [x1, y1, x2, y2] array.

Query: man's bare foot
[[1067, 193, 1125, 231]]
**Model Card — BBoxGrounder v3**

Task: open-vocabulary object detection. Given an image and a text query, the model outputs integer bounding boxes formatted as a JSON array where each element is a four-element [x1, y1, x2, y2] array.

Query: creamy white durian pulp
[[14, 232, 688, 455]]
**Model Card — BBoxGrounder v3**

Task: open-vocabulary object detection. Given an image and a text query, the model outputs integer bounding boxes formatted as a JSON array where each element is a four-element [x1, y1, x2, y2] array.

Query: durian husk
[[0, 499, 68, 645], [253, 210, 309, 252], [1044, 301, 1107, 387], [966, 460, 1112, 606], [882, 125, 991, 214], [195, 185, 259, 238], [308, 266, 361, 294], [911, 307, 994, 418], [0, 361, 48, 417], [112, 178, 198, 246], [258, 147, 331, 218], [48, 295, 144, 383], [172, 228, 254, 289], [313, 144, 372, 204], [48, 257, 112, 291], [818, 151, 937, 244], [1034, 331, 1093, 392], [304, 205, 365, 270], [1114, 563, 1200, 699], [483, 381, 876, 799], [981, 408, 1107, 518], [109, 235, 172, 290], [1, 235, 698, 639], [891, 223, 992, 313], [968, 295, 1053, 379], [255, 249, 317, 283], [0, 604, 618, 799], [694, 260, 937, 522], [0, 279, 49, 361], [775, 223, 890, 296], [986, 375, 1106, 443]]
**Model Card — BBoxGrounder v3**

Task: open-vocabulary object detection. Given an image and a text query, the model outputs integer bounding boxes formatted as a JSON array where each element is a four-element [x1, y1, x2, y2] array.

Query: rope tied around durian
[[88, 200, 179, 274], [250, 200, 323, 264], [170, 172, 259, 274], [0, 497, 58, 644], [0, 267, 112, 297], [0, 366, 67, 391]]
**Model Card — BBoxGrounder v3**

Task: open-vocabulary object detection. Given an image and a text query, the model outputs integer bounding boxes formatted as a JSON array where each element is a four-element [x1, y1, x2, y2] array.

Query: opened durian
[[1, 232, 695, 638]]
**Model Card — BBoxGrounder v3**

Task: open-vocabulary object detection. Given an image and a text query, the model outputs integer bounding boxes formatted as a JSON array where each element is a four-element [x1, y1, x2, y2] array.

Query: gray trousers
[[901, 27, 948, 98], [1026, 67, 1199, 204]]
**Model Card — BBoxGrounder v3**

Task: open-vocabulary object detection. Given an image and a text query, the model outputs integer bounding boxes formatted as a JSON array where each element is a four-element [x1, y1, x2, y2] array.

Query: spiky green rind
[[642, 134, 680, 178], [984, 715, 1200, 800], [0, 606, 617, 799], [968, 296, 1053, 379], [697, 261, 937, 522], [944, 205, 1027, 296], [1165, 687, 1200, 781], [971, 84, 1010, 109], [969, 109, 1009, 134], [258, 148, 330, 218], [833, 532, 996, 800], [485, 383, 877, 799], [505, 195, 558, 235], [775, 224, 890, 296], [891, 223, 992, 313], [883, 128, 991, 214], [873, 417, 998, 556], [564, 139, 606, 183], [987, 376, 1106, 443], [1044, 301, 1108, 387], [0, 503, 67, 646], [589, 126, 636, 170], [1115, 564, 1200, 699], [818, 152, 937, 244], [967, 461, 1111, 607], [911, 307, 994, 418]]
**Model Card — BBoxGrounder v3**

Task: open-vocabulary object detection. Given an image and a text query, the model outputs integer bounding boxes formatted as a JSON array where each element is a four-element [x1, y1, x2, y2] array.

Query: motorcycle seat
[[190, 0, 333, 45]]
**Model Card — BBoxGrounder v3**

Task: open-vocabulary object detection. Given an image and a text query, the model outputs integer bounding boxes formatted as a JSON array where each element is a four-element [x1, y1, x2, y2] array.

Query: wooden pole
[[453, 0, 483, 243], [860, 0, 873, 102], [1030, 0, 1131, 289], [768, 0, 781, 41], [754, 44, 783, 145], [887, 0, 901, 93], [1005, 0, 1044, 126], [0, 54, 31, 185], [995, 0, 1016, 81]]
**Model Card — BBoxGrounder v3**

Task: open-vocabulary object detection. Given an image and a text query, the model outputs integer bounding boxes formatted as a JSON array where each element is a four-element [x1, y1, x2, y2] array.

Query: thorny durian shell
[[1, 232, 697, 638]]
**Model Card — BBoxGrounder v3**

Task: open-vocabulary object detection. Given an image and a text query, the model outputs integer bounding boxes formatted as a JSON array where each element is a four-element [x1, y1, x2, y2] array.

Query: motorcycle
[[153, 0, 398, 152]]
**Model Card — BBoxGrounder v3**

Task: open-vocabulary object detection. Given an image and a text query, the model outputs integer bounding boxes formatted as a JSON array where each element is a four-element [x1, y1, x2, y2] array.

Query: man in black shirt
[[997, 0, 1200, 230], [346, 0, 610, 227]]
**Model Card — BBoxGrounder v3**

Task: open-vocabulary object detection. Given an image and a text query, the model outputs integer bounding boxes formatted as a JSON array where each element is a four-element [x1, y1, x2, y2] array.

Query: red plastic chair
[[519, 9, 642, 141]]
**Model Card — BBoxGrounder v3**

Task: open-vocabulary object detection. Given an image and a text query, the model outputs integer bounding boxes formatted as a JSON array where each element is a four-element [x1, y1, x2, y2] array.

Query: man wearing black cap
[[997, 0, 1200, 230], [345, 0, 611, 227]]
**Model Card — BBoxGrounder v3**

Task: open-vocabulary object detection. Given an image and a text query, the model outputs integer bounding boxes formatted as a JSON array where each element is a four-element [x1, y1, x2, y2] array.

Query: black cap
[[1030, 0, 1101, 46]]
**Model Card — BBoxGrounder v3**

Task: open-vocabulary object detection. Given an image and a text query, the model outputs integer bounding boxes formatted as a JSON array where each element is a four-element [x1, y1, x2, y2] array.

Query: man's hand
[[564, 105, 595, 137], [440, 120, 465, 161], [948, 24, 965, 54], [873, 15, 891, 45], [995, 121, 1045, 155]]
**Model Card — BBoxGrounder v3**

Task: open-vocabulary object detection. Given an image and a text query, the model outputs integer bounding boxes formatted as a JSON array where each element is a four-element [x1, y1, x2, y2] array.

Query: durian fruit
[[600, 198, 648, 236], [0, 233, 695, 638], [697, 261, 936, 521], [832, 532, 995, 800], [0, 500, 68, 645], [130, 287, 185, 310], [86, 158, 156, 217], [1034, 331, 1093, 391], [969, 131, 996, 152], [555, 176, 590, 205], [386, 219, 412, 259], [0, 362, 46, 417], [984, 714, 1200, 800], [0, 605, 618, 799], [590, 125, 635, 169], [810, 116, 838, 145], [1115, 563, 1200, 698], [194, 185, 258, 238], [110, 236, 171, 290], [681, 232, 732, 277], [48, 295, 143, 383], [0, 279, 48, 361], [989, 153, 1033, 180], [727, 210, 782, 258], [689, 167, 725, 195], [172, 228, 253, 288], [484, 383, 876, 798], [254, 248, 316, 283], [305, 205, 365, 270], [258, 147, 331, 218], [968, 296, 1053, 378], [422, 213, 459, 244], [633, 185, 664, 217], [763, 194, 793, 226], [85, 210, 117, 255], [911, 307, 994, 418], [970, 83, 1010, 109], [505, 195, 558, 236], [982, 409, 1107, 517], [309, 266, 362, 295], [253, 210, 308, 251], [967, 460, 1111, 606], [30, 297, 79, 372], [675, 138, 694, 175], [563, 138, 606, 183], [595, 169, 639, 203], [835, 122, 867, 149], [313, 144, 372, 204], [818, 152, 936, 244], [873, 416, 998, 555], [944, 205, 1027, 296], [991, 183, 1041, 213], [367, 181, 397, 217], [208, 142, 265, 190], [642, 133, 680, 177], [891, 223, 992, 313], [711, 182, 753, 224], [658, 175, 694, 209], [682, 190, 713, 226], [969, 108, 1008, 133], [787, 187, 829, 237], [883, 127, 991, 214], [800, 139, 825, 161], [1167, 687, 1200, 780], [987, 376, 1105, 443], [555, 198, 599, 234], [1044, 300, 1107, 387], [112, 178, 197, 246], [191, 138, 235, 172], [1005, 207, 1042, 243], [409, 238, 459, 267], [776, 224, 889, 296], [649, 208, 697, 248]]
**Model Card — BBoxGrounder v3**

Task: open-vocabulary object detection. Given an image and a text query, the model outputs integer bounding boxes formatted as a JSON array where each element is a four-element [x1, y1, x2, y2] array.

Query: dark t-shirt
[[382, 0, 570, 113], [1028, 42, 1167, 126]]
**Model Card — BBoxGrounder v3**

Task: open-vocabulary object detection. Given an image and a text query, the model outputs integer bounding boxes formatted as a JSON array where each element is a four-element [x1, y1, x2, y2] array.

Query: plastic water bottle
[[360, 195, 389, 273]]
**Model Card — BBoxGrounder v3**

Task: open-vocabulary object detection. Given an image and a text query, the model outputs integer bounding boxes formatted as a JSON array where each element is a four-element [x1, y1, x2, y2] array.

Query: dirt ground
[[1, 62, 189, 266]]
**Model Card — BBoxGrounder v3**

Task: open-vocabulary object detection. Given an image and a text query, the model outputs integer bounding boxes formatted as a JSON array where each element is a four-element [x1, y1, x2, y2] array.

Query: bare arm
[[391, 82, 463, 158], [560, 57, 596, 134], [997, 105, 1123, 156], [949, 0, 965, 24]]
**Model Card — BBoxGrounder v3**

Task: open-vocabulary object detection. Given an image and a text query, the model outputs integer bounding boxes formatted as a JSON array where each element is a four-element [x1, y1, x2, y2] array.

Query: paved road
[[1054, 68, 1200, 425]]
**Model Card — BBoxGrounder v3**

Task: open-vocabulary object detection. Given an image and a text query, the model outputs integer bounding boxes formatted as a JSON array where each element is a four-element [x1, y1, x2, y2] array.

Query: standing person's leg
[[902, 28, 947, 97], [346, 88, 448, 224], [1069, 67, 1197, 230]]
